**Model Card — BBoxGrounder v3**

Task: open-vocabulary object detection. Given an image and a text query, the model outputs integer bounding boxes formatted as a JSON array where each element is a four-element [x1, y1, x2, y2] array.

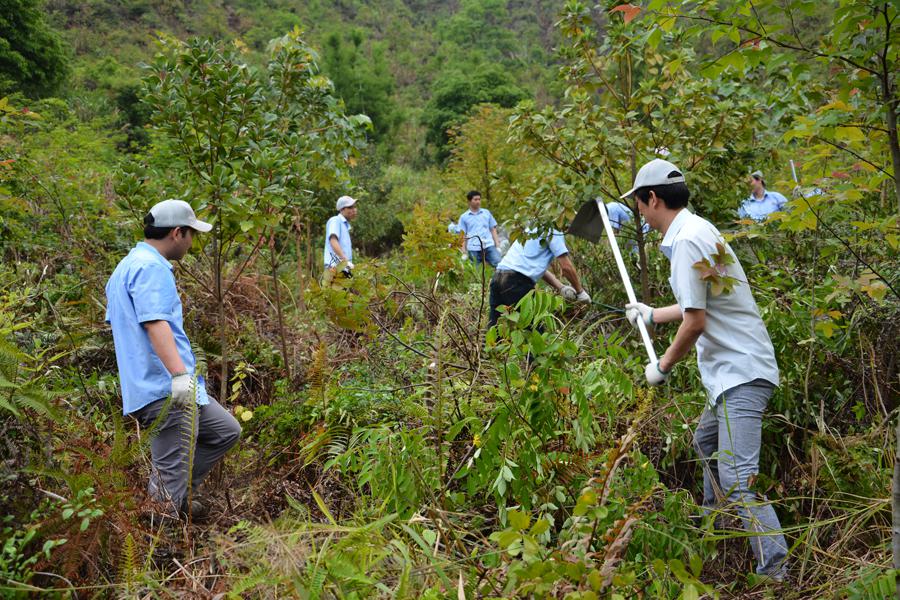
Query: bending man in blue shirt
[[621, 159, 787, 581], [738, 170, 788, 221], [457, 190, 502, 267], [105, 200, 241, 521], [488, 228, 590, 328]]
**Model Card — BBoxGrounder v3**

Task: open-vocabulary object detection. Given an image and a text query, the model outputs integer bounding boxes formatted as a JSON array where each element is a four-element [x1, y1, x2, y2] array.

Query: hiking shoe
[[179, 498, 210, 522]]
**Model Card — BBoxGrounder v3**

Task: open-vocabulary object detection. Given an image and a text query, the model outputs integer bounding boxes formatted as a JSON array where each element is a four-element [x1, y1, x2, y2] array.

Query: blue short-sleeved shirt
[[105, 242, 209, 415], [606, 202, 650, 234], [661, 209, 779, 406], [497, 229, 569, 282], [323, 214, 353, 268], [738, 190, 788, 221], [457, 209, 498, 251]]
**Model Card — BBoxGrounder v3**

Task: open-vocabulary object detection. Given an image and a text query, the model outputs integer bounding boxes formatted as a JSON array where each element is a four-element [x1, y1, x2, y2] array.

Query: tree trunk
[[884, 99, 900, 215], [215, 225, 228, 404], [269, 234, 290, 380], [877, 8, 900, 214], [628, 149, 650, 300], [894, 412, 900, 598]]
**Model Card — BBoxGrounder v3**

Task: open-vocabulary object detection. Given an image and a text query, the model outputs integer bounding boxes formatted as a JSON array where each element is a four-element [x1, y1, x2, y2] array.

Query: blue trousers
[[693, 379, 788, 578], [468, 246, 501, 268]]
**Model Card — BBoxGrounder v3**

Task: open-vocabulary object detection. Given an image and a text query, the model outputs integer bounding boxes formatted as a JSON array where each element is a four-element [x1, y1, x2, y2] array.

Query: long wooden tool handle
[[595, 199, 658, 363]]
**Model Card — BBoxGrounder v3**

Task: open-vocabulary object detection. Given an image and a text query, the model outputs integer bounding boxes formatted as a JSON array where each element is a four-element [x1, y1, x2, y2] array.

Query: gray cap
[[148, 199, 212, 232], [336, 195, 358, 211], [750, 170, 764, 181]]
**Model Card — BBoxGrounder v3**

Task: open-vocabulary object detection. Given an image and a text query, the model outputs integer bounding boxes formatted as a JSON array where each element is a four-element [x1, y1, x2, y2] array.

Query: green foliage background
[[0, 0, 898, 598]]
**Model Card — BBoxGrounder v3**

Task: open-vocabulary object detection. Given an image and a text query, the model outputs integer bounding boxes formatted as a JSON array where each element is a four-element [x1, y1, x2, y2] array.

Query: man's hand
[[644, 361, 669, 386], [559, 285, 577, 301], [346, 261, 354, 270], [171, 373, 195, 408], [625, 302, 654, 327], [575, 290, 591, 304]]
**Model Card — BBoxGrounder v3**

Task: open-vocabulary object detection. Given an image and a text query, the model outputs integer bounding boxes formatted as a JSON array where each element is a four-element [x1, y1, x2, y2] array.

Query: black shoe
[[179, 498, 210, 521]]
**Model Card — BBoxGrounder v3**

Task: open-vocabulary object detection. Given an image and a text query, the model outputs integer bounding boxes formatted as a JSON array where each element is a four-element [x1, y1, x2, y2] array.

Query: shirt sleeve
[[774, 192, 788, 210], [488, 211, 497, 229], [547, 230, 570, 258], [737, 202, 748, 219], [457, 214, 469, 233], [669, 239, 708, 311], [128, 263, 179, 323], [326, 217, 340, 240]]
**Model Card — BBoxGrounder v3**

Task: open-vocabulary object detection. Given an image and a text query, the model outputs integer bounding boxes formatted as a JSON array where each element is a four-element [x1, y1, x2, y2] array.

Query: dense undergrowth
[[2, 1, 900, 598], [1, 134, 896, 596]]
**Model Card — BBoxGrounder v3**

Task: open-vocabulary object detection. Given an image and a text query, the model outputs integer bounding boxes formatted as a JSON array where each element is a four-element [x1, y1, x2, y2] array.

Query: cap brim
[[190, 218, 213, 233], [619, 187, 636, 199]]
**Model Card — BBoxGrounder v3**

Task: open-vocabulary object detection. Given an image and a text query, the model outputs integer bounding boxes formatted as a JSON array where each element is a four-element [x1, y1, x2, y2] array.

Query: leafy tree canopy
[[0, 0, 69, 97], [423, 63, 528, 161], [321, 29, 400, 146]]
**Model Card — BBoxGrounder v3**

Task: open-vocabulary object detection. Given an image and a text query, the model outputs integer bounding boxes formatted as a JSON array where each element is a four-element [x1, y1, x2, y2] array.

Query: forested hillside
[[1, 0, 899, 598]]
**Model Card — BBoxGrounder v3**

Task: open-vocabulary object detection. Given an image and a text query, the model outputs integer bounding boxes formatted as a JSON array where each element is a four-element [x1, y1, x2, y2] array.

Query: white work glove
[[346, 261, 354, 270], [559, 285, 577, 301], [575, 290, 591, 304], [625, 302, 654, 327], [171, 373, 195, 408], [645, 361, 670, 386]]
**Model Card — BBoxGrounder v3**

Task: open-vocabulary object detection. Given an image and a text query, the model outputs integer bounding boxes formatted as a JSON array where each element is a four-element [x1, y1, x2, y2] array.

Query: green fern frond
[[118, 533, 138, 589], [225, 563, 271, 598], [307, 341, 328, 409]]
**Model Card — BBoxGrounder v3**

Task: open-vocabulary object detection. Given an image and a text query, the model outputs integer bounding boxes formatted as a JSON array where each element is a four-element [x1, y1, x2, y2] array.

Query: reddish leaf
[[740, 37, 761, 48], [610, 4, 641, 23], [831, 170, 850, 179]]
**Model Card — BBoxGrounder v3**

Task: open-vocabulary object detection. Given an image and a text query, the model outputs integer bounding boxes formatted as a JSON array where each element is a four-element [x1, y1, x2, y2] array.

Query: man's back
[[105, 242, 206, 414], [663, 211, 779, 401]]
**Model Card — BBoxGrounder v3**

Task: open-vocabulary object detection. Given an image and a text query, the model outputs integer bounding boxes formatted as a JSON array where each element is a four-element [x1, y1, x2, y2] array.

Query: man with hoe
[[105, 199, 242, 520], [457, 190, 502, 267], [621, 159, 788, 581], [488, 228, 591, 328], [324, 195, 359, 276]]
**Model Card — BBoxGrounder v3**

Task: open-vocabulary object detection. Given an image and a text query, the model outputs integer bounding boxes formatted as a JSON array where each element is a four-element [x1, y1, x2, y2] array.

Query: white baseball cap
[[336, 195, 358, 211], [148, 199, 212, 232], [620, 159, 686, 198]]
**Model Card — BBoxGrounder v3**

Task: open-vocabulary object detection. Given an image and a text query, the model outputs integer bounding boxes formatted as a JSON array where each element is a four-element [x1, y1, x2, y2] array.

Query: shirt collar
[[338, 213, 351, 229], [136, 241, 174, 271], [748, 190, 769, 202], [468, 208, 482, 215], [660, 208, 692, 259]]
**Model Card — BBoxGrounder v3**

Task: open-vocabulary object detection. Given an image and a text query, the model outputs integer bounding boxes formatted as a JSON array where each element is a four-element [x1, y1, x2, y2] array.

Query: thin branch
[[813, 135, 893, 178], [672, 13, 880, 76]]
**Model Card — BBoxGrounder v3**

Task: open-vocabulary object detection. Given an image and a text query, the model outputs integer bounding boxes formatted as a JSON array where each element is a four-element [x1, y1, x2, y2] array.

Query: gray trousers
[[132, 396, 241, 511], [693, 379, 788, 578]]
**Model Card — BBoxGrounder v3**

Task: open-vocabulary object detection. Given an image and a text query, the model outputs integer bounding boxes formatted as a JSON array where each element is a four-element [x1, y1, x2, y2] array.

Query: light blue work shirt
[[323, 213, 352, 268], [105, 242, 209, 415], [738, 190, 788, 221], [497, 229, 570, 282], [457, 209, 498, 252], [606, 202, 650, 233], [661, 209, 779, 406]]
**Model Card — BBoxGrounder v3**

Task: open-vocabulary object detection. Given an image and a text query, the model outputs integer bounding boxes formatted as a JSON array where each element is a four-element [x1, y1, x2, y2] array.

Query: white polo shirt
[[661, 209, 779, 406]]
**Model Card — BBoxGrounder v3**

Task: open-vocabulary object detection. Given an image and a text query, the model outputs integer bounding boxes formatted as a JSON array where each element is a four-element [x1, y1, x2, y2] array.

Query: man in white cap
[[620, 159, 788, 581], [739, 170, 788, 221], [105, 199, 241, 520], [324, 195, 358, 276]]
